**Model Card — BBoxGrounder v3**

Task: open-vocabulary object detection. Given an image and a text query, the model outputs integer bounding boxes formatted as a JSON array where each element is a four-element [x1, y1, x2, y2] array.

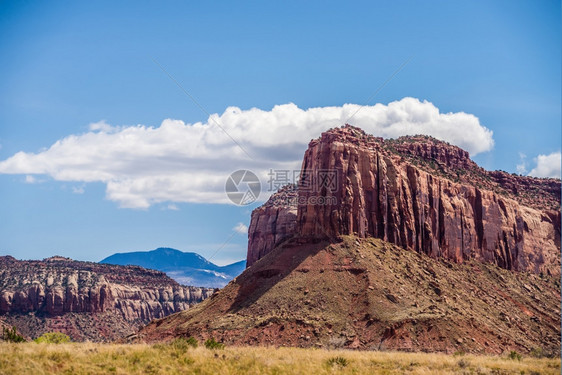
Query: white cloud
[[0, 98, 495, 208], [528, 151, 561, 178], [88, 120, 115, 133], [167, 204, 179, 211], [25, 175, 36, 184], [233, 222, 248, 234], [72, 186, 85, 194], [516, 152, 527, 175]]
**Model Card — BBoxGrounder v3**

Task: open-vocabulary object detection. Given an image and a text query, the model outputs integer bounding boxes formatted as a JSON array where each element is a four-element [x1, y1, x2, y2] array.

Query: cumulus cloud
[[88, 120, 115, 133], [233, 223, 248, 234], [516, 153, 527, 175], [528, 151, 561, 178], [0, 98, 495, 208], [25, 175, 37, 184]]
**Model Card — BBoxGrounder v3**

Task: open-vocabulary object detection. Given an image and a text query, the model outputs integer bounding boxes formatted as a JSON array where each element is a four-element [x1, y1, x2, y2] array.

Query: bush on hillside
[[204, 338, 224, 350], [34, 332, 71, 344], [170, 337, 198, 350], [2, 326, 25, 343], [508, 350, 522, 361]]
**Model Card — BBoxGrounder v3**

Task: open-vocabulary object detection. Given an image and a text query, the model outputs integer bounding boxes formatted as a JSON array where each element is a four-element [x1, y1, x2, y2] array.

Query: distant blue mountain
[[100, 248, 246, 288]]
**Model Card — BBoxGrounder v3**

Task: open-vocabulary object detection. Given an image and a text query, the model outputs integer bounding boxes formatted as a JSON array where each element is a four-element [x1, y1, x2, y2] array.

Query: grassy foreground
[[0, 342, 559, 375]]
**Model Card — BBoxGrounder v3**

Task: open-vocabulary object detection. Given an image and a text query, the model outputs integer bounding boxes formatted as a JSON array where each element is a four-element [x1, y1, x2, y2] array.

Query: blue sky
[[0, 1, 560, 264]]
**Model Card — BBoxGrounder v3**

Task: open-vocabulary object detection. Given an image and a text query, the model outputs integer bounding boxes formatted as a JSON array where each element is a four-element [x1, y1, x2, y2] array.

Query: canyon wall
[[247, 185, 297, 267], [248, 126, 561, 275], [0, 256, 214, 340]]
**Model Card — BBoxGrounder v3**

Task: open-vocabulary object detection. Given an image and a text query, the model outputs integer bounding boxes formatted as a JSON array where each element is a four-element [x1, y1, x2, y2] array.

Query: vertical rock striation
[[247, 184, 298, 267], [248, 125, 561, 276]]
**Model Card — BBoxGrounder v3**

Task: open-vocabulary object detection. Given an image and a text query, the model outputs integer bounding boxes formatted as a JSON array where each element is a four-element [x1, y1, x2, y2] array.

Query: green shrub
[[185, 336, 198, 348], [204, 338, 224, 350], [508, 350, 522, 361], [34, 332, 71, 344], [152, 343, 167, 351], [170, 337, 198, 350], [326, 356, 348, 367], [2, 326, 25, 343]]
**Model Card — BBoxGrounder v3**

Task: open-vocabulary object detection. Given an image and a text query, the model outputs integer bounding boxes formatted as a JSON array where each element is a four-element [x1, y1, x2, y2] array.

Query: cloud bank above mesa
[[0, 97, 553, 209], [528, 152, 562, 178]]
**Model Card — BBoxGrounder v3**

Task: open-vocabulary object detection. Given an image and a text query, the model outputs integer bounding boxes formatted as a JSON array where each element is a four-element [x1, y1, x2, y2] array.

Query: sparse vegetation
[[147, 235, 560, 355], [170, 336, 198, 350], [2, 326, 25, 343], [529, 347, 553, 359], [508, 350, 522, 361], [186, 336, 199, 348], [204, 337, 224, 350], [327, 356, 349, 367], [457, 358, 469, 368], [0, 343, 559, 374], [34, 332, 71, 344]]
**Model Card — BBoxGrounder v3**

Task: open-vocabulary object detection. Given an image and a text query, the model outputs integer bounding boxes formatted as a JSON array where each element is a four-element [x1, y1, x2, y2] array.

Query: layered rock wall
[[248, 126, 561, 275], [247, 185, 298, 267], [0, 256, 214, 322]]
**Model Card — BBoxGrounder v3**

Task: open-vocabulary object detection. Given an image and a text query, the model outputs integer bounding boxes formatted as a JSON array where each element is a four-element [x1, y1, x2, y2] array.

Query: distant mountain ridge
[[100, 248, 245, 288]]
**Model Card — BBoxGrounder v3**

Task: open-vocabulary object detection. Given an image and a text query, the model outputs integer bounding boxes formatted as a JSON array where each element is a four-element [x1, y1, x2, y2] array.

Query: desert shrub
[[508, 350, 522, 361], [170, 338, 188, 351], [170, 337, 198, 350], [326, 356, 348, 367], [35, 332, 71, 344], [152, 343, 167, 351], [457, 358, 469, 368], [2, 326, 25, 343], [204, 338, 224, 350], [185, 336, 198, 348], [529, 347, 553, 358]]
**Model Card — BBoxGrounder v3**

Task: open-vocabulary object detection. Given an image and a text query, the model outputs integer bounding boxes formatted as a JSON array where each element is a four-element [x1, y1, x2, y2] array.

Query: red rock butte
[[142, 125, 560, 353], [248, 125, 561, 276]]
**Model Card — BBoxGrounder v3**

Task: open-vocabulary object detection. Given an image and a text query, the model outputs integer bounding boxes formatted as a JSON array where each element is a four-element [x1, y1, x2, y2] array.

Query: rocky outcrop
[[247, 184, 298, 267], [145, 125, 560, 354], [248, 125, 561, 276], [387, 135, 561, 211], [0, 255, 214, 341], [142, 236, 561, 354]]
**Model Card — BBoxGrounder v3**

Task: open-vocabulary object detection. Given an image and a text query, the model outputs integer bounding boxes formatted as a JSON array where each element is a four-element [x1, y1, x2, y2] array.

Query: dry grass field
[[0, 341, 559, 375]]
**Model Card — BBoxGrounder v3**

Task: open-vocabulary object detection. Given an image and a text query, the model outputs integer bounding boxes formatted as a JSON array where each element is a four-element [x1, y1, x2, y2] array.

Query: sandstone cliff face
[[248, 125, 561, 276], [0, 256, 214, 341], [247, 185, 298, 267]]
